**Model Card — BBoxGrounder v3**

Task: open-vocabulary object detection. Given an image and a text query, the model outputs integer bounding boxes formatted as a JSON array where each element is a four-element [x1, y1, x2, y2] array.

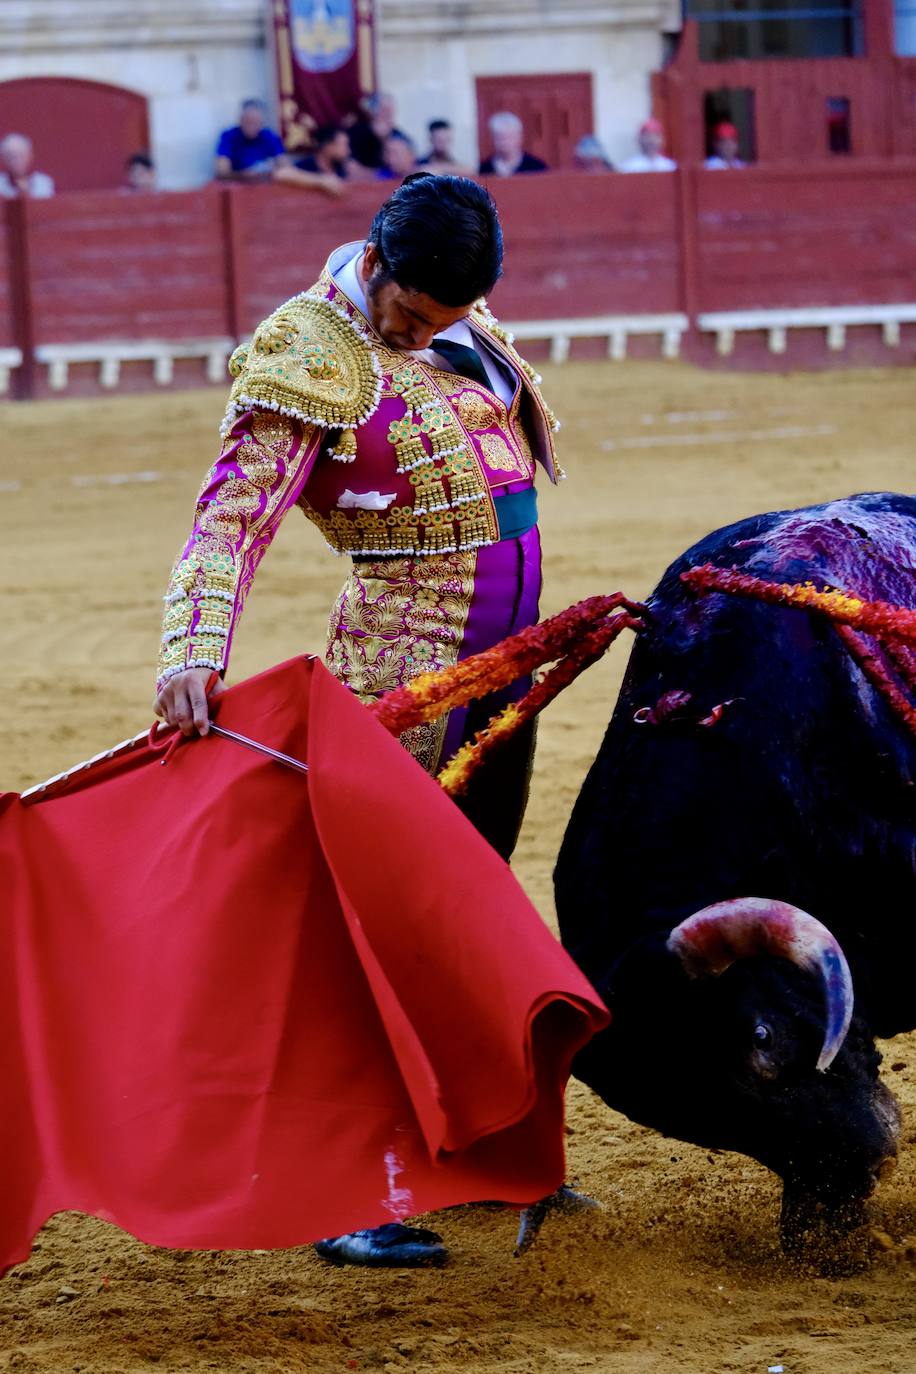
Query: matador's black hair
[[367, 173, 503, 307]]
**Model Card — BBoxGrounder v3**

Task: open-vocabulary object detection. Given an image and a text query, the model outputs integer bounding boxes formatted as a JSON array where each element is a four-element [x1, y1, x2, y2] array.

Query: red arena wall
[[2, 165, 916, 400]]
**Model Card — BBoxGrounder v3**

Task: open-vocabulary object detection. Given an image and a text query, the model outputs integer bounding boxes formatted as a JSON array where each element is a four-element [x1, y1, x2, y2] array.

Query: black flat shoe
[[314, 1222, 448, 1268]]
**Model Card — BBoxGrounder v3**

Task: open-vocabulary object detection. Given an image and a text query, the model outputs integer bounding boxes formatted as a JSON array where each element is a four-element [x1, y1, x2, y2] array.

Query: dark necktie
[[431, 337, 492, 391]]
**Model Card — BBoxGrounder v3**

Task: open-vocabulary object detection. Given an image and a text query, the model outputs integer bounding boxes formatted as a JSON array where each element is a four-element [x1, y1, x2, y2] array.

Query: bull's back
[[556, 493, 916, 1036]]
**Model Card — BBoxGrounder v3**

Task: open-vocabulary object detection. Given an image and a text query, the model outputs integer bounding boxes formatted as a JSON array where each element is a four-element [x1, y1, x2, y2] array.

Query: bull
[[555, 492, 914, 1262]]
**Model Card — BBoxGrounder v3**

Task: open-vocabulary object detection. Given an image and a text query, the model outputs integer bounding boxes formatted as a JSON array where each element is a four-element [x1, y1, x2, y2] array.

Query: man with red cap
[[705, 122, 746, 169], [619, 117, 677, 173]]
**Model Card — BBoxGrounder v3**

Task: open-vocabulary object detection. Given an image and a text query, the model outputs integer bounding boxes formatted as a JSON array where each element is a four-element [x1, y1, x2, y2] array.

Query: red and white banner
[[273, 0, 377, 152]]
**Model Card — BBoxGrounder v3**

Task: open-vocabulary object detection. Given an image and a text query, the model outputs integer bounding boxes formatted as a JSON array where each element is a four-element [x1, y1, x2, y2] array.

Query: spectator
[[215, 99, 287, 181], [619, 118, 677, 173], [348, 92, 405, 172], [573, 135, 614, 173], [479, 112, 548, 176], [417, 119, 470, 174], [122, 153, 157, 193], [377, 131, 418, 181], [705, 121, 746, 169], [0, 133, 54, 198], [274, 124, 351, 196]]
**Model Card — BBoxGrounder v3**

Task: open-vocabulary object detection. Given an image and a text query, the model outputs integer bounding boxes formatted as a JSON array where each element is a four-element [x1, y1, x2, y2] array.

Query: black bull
[[556, 492, 915, 1253]]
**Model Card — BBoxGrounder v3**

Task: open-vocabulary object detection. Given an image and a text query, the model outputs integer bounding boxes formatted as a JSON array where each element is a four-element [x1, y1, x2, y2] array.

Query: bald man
[[0, 134, 54, 198]]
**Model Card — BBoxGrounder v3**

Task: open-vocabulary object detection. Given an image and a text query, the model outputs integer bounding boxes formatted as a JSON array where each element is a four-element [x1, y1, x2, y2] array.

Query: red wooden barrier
[[2, 163, 916, 397], [485, 172, 682, 320], [225, 182, 390, 332], [26, 189, 229, 344], [693, 162, 916, 313], [0, 203, 17, 350]]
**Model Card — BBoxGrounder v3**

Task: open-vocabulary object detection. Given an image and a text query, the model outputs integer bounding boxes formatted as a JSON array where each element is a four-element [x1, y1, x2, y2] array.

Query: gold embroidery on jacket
[[157, 413, 309, 685], [456, 389, 499, 432], [479, 432, 527, 475], [325, 551, 476, 772]]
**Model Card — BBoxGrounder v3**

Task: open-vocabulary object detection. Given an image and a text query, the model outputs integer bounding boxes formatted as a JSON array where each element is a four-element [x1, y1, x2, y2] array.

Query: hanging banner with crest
[[272, 0, 377, 153]]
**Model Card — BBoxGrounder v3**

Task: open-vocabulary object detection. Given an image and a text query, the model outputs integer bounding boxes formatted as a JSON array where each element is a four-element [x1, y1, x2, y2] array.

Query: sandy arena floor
[[2, 361, 916, 1373]]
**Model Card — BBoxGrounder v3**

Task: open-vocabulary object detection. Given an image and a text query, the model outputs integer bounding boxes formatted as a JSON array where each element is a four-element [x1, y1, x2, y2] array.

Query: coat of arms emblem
[[291, 0, 355, 74]]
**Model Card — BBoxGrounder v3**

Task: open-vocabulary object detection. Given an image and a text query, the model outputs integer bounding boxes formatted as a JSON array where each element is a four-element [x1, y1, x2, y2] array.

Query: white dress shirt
[[0, 171, 55, 198], [619, 154, 677, 173]]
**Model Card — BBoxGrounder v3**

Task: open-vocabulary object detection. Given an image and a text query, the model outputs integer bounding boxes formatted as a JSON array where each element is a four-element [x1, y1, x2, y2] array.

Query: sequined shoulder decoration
[[222, 293, 383, 455]]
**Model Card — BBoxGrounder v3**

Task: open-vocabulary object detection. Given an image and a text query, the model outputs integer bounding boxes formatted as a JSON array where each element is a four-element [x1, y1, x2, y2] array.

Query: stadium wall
[[0, 1, 272, 191], [0, 2, 676, 188], [2, 165, 915, 400]]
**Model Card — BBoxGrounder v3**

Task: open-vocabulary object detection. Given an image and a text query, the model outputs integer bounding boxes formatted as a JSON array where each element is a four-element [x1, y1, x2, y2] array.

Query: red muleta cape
[[0, 656, 608, 1275]]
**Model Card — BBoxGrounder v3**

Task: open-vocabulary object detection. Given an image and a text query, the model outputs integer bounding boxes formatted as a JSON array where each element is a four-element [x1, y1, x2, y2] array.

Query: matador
[[156, 173, 562, 856], [154, 174, 565, 1260]]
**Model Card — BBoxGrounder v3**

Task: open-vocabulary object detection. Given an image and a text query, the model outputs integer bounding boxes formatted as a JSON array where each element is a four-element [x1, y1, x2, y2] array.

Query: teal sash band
[[494, 487, 538, 541]]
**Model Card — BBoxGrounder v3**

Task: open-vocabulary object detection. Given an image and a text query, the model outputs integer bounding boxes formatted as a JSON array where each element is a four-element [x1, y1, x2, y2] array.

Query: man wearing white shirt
[[0, 133, 54, 198], [619, 118, 677, 173]]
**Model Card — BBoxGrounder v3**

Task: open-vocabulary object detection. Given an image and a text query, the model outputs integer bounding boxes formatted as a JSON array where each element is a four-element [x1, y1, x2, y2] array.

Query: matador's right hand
[[153, 668, 226, 738]]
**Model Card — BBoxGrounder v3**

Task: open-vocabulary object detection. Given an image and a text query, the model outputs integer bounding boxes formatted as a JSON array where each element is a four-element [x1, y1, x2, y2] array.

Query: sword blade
[[208, 722, 310, 775]]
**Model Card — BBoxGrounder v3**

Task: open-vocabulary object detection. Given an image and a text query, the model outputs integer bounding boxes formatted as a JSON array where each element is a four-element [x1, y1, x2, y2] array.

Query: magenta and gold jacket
[[157, 250, 563, 691]]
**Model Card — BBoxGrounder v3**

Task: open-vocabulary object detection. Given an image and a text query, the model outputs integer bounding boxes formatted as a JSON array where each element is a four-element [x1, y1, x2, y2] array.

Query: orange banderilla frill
[[369, 593, 646, 796], [680, 564, 916, 739], [370, 566, 916, 798]]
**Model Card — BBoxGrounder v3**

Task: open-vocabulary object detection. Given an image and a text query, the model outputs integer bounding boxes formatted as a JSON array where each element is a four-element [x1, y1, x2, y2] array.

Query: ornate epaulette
[[222, 293, 383, 460]]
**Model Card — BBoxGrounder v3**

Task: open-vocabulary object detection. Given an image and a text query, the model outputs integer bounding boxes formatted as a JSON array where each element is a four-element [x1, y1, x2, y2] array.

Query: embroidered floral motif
[[326, 551, 476, 772], [456, 389, 499, 432], [157, 412, 317, 689], [479, 432, 527, 475]]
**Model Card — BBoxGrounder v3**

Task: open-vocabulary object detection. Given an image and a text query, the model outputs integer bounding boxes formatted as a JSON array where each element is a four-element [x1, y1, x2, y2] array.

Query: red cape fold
[[0, 656, 608, 1275]]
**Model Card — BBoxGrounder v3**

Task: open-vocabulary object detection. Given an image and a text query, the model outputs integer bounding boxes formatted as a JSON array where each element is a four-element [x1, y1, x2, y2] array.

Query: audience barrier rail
[[2, 162, 916, 399]]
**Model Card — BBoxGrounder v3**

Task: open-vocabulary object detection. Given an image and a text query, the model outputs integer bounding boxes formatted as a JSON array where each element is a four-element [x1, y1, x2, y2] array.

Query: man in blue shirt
[[215, 100, 287, 181]]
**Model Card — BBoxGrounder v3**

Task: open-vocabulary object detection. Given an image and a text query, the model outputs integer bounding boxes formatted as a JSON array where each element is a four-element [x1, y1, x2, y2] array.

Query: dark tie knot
[[431, 338, 492, 391]]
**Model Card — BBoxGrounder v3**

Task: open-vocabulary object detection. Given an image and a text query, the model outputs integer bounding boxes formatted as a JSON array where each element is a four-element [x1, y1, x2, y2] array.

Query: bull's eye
[[753, 1023, 773, 1048]]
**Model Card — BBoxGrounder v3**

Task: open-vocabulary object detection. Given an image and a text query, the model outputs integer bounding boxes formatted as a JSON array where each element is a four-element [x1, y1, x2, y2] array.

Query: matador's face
[[358, 246, 474, 352]]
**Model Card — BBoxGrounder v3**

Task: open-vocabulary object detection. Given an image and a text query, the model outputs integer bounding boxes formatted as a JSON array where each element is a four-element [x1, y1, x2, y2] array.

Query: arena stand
[[3, 163, 916, 400]]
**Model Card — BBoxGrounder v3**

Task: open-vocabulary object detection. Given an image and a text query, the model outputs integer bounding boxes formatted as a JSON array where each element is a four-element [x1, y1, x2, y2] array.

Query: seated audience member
[[418, 119, 469, 174], [123, 153, 157, 193], [619, 118, 677, 173], [215, 99, 287, 180], [348, 92, 404, 172], [573, 135, 614, 173], [274, 124, 351, 196], [705, 121, 746, 169], [0, 133, 54, 198], [479, 112, 548, 176], [377, 131, 417, 181]]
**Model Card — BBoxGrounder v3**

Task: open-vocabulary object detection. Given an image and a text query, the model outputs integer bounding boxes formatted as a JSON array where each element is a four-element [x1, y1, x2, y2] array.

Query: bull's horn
[[666, 898, 854, 1073]]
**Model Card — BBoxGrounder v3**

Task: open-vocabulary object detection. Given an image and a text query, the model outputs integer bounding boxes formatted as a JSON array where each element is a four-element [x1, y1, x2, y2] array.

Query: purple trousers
[[441, 525, 542, 860]]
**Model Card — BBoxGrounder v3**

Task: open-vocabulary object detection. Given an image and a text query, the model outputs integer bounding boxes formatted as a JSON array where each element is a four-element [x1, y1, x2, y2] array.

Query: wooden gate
[[0, 78, 150, 192], [475, 73, 594, 170]]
